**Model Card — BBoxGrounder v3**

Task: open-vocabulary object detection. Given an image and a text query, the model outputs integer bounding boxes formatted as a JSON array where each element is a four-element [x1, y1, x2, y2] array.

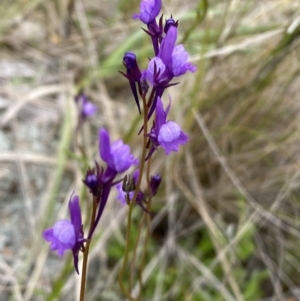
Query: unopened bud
[[122, 174, 136, 192], [150, 173, 162, 196]]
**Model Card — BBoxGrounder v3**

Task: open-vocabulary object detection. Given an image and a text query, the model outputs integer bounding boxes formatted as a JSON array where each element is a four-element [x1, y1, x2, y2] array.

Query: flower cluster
[[43, 128, 138, 273], [43, 0, 194, 284], [121, 0, 195, 158]]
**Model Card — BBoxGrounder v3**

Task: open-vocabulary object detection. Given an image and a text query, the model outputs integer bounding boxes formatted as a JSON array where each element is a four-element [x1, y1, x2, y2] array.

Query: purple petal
[[158, 121, 189, 155], [132, 13, 141, 20], [99, 128, 138, 173], [159, 25, 177, 69], [43, 228, 54, 241], [116, 183, 127, 205], [99, 128, 112, 164], [155, 97, 167, 132], [43, 220, 75, 257], [110, 140, 138, 173], [145, 57, 166, 85], [133, 0, 162, 24], [172, 45, 197, 76], [68, 195, 82, 237], [82, 101, 97, 117], [77, 94, 97, 118]]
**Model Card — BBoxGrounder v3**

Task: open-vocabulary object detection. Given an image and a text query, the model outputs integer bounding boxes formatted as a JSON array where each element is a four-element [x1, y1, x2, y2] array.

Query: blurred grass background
[[0, 0, 300, 300]]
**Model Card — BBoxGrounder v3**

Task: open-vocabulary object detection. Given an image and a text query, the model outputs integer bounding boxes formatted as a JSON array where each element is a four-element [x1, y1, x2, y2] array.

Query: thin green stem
[[130, 97, 152, 290], [79, 199, 97, 301], [137, 158, 152, 300], [118, 94, 149, 300], [118, 196, 136, 301], [130, 213, 147, 288]]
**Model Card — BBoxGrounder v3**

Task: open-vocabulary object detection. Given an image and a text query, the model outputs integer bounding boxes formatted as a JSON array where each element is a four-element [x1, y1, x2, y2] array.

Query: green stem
[[137, 158, 152, 300], [130, 213, 147, 289], [118, 198, 136, 301], [118, 94, 149, 300], [79, 199, 97, 301]]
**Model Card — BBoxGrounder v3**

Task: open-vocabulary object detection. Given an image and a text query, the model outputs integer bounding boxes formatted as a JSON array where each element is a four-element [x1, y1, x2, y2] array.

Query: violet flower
[[75, 94, 97, 118], [147, 97, 188, 159], [83, 126, 138, 199], [133, 0, 163, 55], [143, 22, 196, 119], [145, 24, 197, 84], [160, 23, 197, 77], [86, 128, 139, 239], [133, 0, 162, 25], [42, 194, 84, 274], [99, 128, 138, 178]]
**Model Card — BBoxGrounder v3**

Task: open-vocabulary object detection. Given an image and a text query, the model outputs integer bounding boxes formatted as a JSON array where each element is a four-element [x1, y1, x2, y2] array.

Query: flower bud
[[122, 174, 136, 193], [150, 173, 162, 196]]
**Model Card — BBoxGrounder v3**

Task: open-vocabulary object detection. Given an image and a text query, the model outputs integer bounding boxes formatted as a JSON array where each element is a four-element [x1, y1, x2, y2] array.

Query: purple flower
[[160, 25, 196, 76], [85, 129, 139, 239], [143, 24, 196, 120], [76, 94, 97, 118], [133, 0, 163, 55], [133, 0, 162, 24], [42, 194, 84, 274], [147, 97, 188, 158], [145, 25, 196, 85], [143, 57, 170, 86], [169, 44, 197, 76], [99, 128, 138, 174]]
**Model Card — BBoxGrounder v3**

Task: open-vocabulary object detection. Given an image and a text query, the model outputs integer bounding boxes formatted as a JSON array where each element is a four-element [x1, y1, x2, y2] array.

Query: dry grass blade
[[176, 247, 236, 301], [0, 85, 64, 128], [0, 152, 75, 170], [0, 260, 23, 301]]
